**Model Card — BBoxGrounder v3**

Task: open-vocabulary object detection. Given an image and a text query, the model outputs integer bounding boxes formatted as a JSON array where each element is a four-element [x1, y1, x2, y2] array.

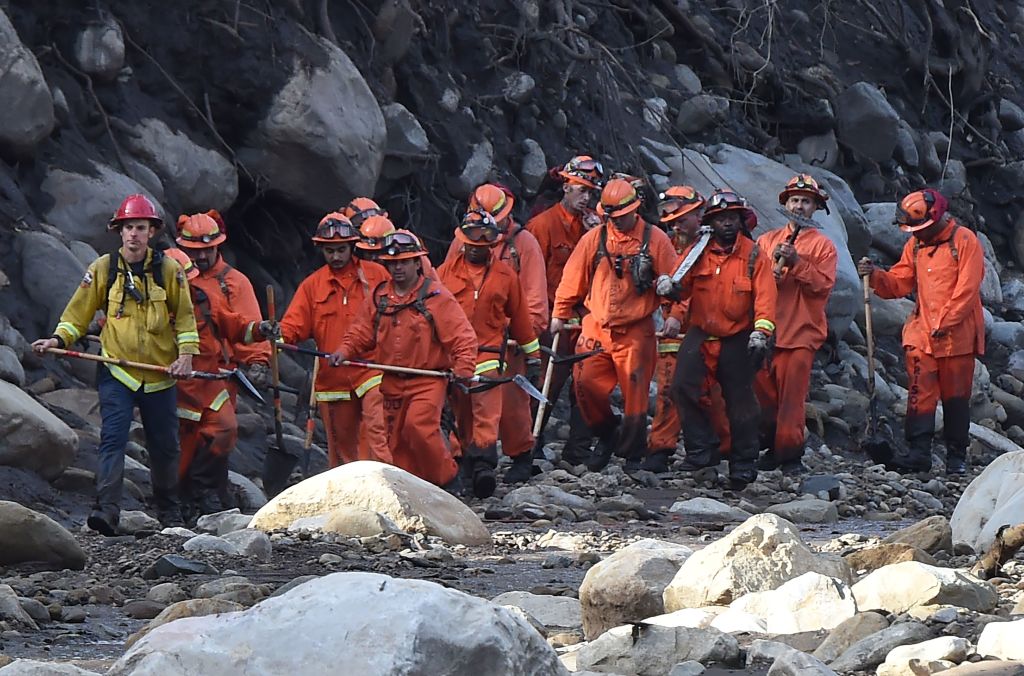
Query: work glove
[[655, 274, 679, 298], [525, 357, 543, 389], [747, 331, 771, 368], [256, 320, 281, 342], [246, 362, 271, 389]]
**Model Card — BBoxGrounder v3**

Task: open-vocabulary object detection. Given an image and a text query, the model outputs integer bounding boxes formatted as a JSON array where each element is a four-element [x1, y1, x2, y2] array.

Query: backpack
[[104, 247, 167, 318], [590, 221, 652, 279]]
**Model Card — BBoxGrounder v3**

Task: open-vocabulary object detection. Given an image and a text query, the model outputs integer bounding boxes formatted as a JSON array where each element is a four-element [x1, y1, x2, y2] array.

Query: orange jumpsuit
[[446, 222, 548, 457], [868, 219, 984, 467], [338, 275, 477, 486], [198, 256, 270, 368], [526, 203, 589, 442], [754, 225, 837, 463], [176, 279, 254, 507], [553, 222, 681, 460], [280, 259, 392, 467], [673, 236, 777, 479], [438, 254, 540, 466]]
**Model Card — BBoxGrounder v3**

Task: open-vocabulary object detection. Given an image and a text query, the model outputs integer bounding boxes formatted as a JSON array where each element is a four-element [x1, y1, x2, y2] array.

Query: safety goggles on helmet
[[459, 210, 501, 243], [381, 231, 424, 258], [350, 207, 384, 227], [658, 186, 704, 222], [314, 218, 359, 242], [706, 190, 747, 211], [560, 156, 605, 187]]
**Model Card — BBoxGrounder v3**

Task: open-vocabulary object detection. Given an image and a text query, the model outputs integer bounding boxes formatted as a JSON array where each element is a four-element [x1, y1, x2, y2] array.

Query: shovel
[[860, 274, 894, 463]]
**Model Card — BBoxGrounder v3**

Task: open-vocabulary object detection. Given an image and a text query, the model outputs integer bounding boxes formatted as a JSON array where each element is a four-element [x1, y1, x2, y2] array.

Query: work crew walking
[[754, 175, 837, 474], [858, 189, 984, 474], [32, 194, 200, 534]]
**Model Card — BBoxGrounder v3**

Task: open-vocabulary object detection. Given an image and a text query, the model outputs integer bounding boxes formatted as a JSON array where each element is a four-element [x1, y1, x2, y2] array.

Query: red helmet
[[108, 194, 162, 230], [894, 189, 947, 233], [469, 184, 514, 224], [596, 179, 642, 218], [658, 185, 705, 223], [312, 212, 360, 244], [779, 174, 829, 212], [164, 247, 199, 280], [176, 213, 226, 249], [702, 189, 750, 221], [455, 209, 503, 247]]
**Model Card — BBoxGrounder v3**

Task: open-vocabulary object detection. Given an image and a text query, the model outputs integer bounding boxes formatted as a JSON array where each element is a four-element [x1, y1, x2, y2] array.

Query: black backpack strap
[[414, 277, 440, 341], [591, 225, 610, 279], [502, 224, 523, 272], [748, 243, 759, 278], [372, 280, 390, 336], [215, 262, 233, 302], [194, 287, 231, 363]]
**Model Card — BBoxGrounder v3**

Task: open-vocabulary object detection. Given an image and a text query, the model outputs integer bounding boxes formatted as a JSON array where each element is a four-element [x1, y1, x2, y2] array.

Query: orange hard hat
[[342, 197, 387, 226], [109, 194, 162, 230], [312, 212, 360, 244], [455, 209, 503, 247], [558, 155, 604, 190], [356, 215, 397, 251], [658, 185, 705, 223], [379, 229, 427, 261], [778, 173, 829, 211], [469, 184, 514, 223], [596, 179, 642, 218], [894, 189, 947, 233], [702, 189, 750, 222], [164, 247, 198, 280], [176, 213, 226, 249]]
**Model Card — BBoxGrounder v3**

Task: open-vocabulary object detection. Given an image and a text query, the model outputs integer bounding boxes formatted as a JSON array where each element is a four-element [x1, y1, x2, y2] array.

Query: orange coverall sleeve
[[433, 291, 478, 379], [443, 238, 462, 264], [752, 247, 778, 335], [337, 308, 377, 359], [279, 278, 314, 346], [936, 231, 984, 331], [788, 237, 837, 296], [551, 231, 595, 320], [227, 273, 271, 365], [870, 239, 917, 299], [504, 275, 540, 356], [515, 232, 550, 335]]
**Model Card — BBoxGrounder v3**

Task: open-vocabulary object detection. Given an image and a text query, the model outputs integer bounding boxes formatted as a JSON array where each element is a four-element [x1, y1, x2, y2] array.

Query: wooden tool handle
[[532, 332, 560, 437]]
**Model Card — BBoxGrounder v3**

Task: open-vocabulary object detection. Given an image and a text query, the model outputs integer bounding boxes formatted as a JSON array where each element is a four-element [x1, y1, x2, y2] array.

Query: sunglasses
[[315, 219, 358, 240]]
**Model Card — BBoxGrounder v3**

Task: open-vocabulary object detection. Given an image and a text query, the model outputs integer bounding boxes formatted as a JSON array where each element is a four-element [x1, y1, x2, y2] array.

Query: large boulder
[[836, 82, 901, 162], [950, 450, 1024, 553], [16, 231, 86, 331], [579, 539, 693, 639], [110, 573, 566, 676], [662, 514, 852, 611], [0, 501, 86, 570], [863, 203, 910, 260], [729, 572, 857, 634], [40, 161, 164, 251], [249, 461, 490, 545], [238, 38, 386, 213], [0, 661, 99, 675], [812, 611, 890, 663], [681, 145, 859, 337], [0, 380, 77, 479], [882, 515, 954, 555], [878, 636, 971, 675], [851, 561, 997, 614], [976, 619, 1024, 660], [0, 9, 55, 156], [491, 591, 581, 634], [575, 624, 740, 675], [380, 102, 430, 179], [123, 118, 238, 213]]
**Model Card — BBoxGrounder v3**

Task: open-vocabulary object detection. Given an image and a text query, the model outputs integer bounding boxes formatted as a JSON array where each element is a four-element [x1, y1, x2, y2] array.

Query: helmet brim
[[108, 217, 163, 231], [454, 228, 503, 246], [177, 234, 226, 249]]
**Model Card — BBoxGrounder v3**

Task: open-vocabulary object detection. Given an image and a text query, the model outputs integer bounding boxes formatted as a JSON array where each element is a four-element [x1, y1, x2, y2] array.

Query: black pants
[[672, 328, 760, 479]]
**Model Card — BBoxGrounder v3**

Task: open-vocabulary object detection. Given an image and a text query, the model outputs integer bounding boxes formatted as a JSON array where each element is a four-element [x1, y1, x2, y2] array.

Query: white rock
[[119, 511, 161, 534], [322, 505, 402, 537], [879, 636, 971, 674], [950, 450, 1024, 554], [669, 498, 751, 523], [0, 381, 76, 481], [107, 572, 566, 676], [767, 649, 837, 676], [669, 661, 706, 676], [250, 461, 490, 545], [642, 607, 722, 629], [580, 539, 693, 639], [853, 562, 996, 614], [977, 618, 1024, 660], [575, 624, 740, 675], [663, 513, 852, 611], [196, 509, 252, 536], [491, 591, 581, 633], [160, 527, 198, 538], [0, 660, 100, 675], [877, 659, 955, 676], [221, 529, 272, 562], [730, 572, 856, 634], [504, 484, 596, 512], [0, 9, 55, 156], [182, 534, 241, 557], [765, 498, 839, 524], [0, 501, 86, 571], [709, 607, 767, 634]]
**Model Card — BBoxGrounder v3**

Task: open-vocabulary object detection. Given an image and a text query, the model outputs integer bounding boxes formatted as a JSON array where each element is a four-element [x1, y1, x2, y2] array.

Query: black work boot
[[470, 461, 497, 499], [87, 505, 119, 537], [946, 448, 968, 475], [504, 453, 535, 484], [678, 451, 721, 472], [639, 449, 673, 473], [726, 464, 757, 491], [756, 450, 779, 471], [586, 424, 621, 472]]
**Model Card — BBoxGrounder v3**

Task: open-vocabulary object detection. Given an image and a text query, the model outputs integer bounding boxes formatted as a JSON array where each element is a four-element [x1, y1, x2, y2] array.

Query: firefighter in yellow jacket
[[32, 195, 199, 535]]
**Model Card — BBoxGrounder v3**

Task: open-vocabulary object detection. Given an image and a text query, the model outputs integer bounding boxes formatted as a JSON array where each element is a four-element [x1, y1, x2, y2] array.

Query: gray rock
[[520, 139, 547, 194], [118, 510, 161, 534], [767, 649, 836, 676], [813, 611, 890, 662], [146, 583, 187, 605], [0, 384, 78, 481], [41, 161, 164, 250], [0, 660, 100, 675], [829, 622, 933, 672], [675, 94, 729, 134], [863, 202, 910, 260], [836, 82, 900, 162], [882, 515, 953, 555], [227, 471, 267, 512], [894, 122, 920, 169], [575, 624, 740, 675], [668, 498, 751, 523], [196, 509, 252, 536], [990, 321, 1024, 349], [222, 529, 272, 562], [123, 118, 238, 213], [503, 72, 536, 103], [797, 131, 839, 170], [491, 591, 581, 633], [765, 498, 838, 524], [381, 103, 429, 180], [18, 597, 50, 625], [673, 64, 702, 94], [504, 485, 596, 513], [183, 534, 241, 557], [669, 661, 706, 676], [73, 17, 124, 82], [142, 555, 219, 579], [238, 38, 386, 212], [940, 159, 969, 198], [0, 9, 55, 156], [999, 98, 1024, 132], [447, 139, 494, 199], [799, 475, 842, 501], [0, 584, 37, 630], [16, 231, 87, 331], [0, 345, 24, 386]]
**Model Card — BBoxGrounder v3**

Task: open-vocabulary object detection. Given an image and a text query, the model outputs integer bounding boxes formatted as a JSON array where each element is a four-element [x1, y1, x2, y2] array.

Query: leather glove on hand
[[747, 330, 770, 365], [246, 362, 271, 389], [655, 274, 678, 297], [525, 357, 543, 389], [256, 320, 281, 341]]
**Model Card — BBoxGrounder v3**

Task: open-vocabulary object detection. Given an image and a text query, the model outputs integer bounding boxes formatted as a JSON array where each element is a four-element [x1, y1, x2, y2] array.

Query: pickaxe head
[[226, 368, 265, 404]]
